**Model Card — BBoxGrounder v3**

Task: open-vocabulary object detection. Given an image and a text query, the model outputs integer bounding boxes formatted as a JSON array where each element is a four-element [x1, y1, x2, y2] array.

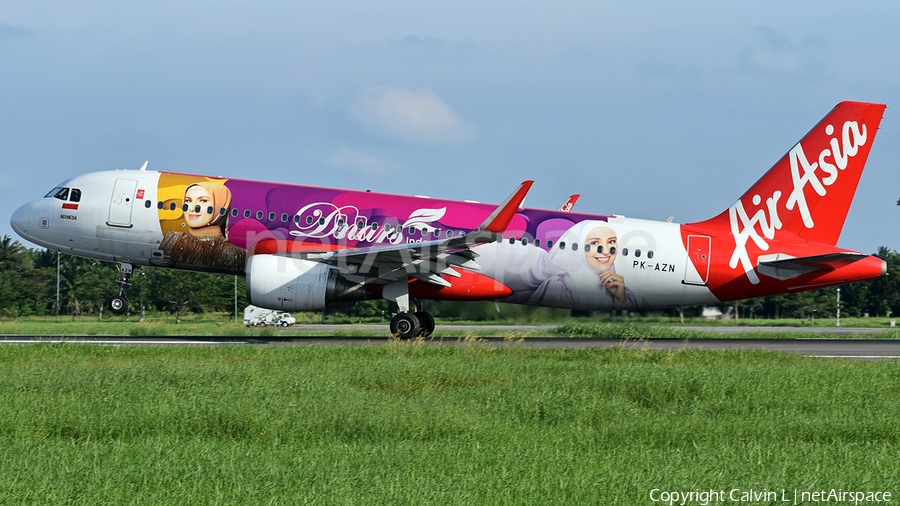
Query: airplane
[[9, 101, 887, 338]]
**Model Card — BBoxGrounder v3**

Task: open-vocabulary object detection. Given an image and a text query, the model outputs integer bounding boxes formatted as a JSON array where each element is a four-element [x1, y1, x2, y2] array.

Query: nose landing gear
[[108, 263, 133, 315]]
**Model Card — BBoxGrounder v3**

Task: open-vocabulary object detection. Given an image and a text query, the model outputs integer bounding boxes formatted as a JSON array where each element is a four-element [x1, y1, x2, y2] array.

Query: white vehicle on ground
[[243, 305, 296, 327]]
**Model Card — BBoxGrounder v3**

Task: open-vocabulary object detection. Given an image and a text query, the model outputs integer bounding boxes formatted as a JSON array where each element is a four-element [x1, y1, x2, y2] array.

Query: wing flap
[[295, 181, 532, 288]]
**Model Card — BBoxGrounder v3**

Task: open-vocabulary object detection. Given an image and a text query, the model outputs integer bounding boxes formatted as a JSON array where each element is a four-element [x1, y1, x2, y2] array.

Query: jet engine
[[246, 254, 366, 311]]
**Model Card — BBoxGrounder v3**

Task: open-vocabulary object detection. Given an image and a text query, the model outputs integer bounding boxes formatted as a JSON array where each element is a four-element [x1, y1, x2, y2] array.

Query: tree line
[[2, 236, 899, 322]]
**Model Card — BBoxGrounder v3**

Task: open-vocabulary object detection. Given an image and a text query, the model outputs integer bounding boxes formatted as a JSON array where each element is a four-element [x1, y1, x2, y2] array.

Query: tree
[[145, 268, 218, 323], [0, 236, 42, 315]]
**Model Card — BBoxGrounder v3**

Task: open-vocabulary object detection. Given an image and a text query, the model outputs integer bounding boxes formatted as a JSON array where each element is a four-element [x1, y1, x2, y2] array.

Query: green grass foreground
[[3, 317, 900, 341], [0, 344, 898, 504]]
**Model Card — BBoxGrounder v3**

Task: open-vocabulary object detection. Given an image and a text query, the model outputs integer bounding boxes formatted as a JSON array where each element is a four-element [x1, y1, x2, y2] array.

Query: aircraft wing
[[305, 181, 534, 287], [756, 252, 867, 281]]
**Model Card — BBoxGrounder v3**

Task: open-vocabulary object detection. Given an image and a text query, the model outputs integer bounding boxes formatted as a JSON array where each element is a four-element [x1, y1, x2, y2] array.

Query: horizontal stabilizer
[[756, 252, 867, 280]]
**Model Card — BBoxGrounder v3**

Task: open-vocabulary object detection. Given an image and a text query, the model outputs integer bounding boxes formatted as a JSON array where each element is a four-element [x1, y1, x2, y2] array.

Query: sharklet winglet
[[475, 181, 533, 234]]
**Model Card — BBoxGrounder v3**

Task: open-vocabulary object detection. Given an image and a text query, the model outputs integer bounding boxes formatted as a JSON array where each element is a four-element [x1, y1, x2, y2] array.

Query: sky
[[2, 1, 899, 255]]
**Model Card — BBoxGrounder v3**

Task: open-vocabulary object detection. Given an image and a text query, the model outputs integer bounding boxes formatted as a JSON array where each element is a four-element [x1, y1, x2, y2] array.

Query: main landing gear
[[389, 307, 436, 339], [108, 263, 133, 315], [384, 279, 436, 339]]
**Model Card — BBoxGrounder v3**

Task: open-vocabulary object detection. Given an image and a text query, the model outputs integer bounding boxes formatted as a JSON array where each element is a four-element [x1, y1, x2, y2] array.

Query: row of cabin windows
[[504, 235, 654, 258], [155, 201, 228, 215], [150, 201, 655, 257], [153, 202, 465, 238]]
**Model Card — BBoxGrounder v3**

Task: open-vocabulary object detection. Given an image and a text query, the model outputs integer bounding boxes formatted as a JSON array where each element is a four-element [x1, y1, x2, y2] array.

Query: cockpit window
[[69, 188, 82, 202], [44, 187, 63, 198], [53, 188, 70, 201]]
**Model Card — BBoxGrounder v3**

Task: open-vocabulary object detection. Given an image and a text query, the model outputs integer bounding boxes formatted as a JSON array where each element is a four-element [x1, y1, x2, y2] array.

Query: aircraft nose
[[10, 203, 31, 239]]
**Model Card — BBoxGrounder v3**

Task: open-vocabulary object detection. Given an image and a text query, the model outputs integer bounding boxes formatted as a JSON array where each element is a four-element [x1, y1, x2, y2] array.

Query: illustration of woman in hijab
[[156, 181, 246, 274], [527, 220, 635, 309], [182, 182, 230, 237]]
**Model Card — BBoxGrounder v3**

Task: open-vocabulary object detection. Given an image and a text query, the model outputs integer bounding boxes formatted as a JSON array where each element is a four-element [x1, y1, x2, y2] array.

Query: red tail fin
[[693, 101, 885, 246]]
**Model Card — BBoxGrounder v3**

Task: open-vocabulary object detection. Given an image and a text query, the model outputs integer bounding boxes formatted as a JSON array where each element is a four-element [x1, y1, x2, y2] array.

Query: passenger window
[[182, 204, 189, 212], [521, 238, 528, 246], [157, 202, 164, 210], [623, 248, 629, 256], [208, 206, 215, 215], [337, 219, 345, 227], [70, 189, 82, 202], [306, 216, 313, 224], [408, 226, 417, 235], [546, 240, 553, 248], [268, 212, 275, 221], [509, 236, 516, 245], [371, 222, 379, 230], [446, 230, 453, 238], [635, 249, 642, 258], [559, 241, 566, 250], [535, 239, 541, 247], [572, 243, 578, 251], [648, 251, 654, 259], [256, 211, 263, 220], [357, 219, 366, 228], [458, 231, 465, 238], [433, 229, 440, 237], [244, 210, 251, 218], [318, 217, 325, 225], [144, 200, 152, 208], [294, 215, 301, 224], [170, 203, 177, 211], [281, 213, 288, 222], [220, 208, 227, 216]]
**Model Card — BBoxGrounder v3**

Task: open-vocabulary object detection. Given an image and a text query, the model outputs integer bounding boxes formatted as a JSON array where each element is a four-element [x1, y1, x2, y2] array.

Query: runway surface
[[2, 325, 900, 359]]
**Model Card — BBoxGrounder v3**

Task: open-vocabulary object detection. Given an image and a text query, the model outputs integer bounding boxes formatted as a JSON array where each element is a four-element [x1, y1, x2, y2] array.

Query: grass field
[[0, 342, 897, 504], [2, 315, 900, 340]]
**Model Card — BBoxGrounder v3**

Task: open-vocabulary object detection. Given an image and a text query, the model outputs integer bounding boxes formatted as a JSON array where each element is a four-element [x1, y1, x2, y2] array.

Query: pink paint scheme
[[10, 102, 888, 337]]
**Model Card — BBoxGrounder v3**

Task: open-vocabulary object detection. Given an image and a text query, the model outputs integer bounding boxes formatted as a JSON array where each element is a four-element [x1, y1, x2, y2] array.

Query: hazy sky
[[2, 1, 898, 254]]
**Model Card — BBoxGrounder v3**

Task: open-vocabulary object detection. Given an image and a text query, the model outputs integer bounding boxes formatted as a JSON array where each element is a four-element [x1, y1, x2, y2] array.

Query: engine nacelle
[[246, 254, 365, 311]]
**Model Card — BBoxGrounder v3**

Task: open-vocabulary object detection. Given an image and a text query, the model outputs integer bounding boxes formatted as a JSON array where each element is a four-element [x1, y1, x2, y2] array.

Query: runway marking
[[809, 355, 900, 359]]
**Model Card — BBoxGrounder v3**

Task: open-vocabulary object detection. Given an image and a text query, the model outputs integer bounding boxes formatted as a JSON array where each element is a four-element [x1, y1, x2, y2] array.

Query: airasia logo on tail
[[729, 120, 868, 284]]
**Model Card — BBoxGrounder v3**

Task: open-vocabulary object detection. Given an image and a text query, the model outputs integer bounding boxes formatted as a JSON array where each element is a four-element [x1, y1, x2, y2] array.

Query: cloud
[[0, 22, 32, 41], [636, 61, 703, 80], [351, 87, 474, 145], [327, 146, 404, 177], [739, 26, 825, 79], [397, 35, 444, 48]]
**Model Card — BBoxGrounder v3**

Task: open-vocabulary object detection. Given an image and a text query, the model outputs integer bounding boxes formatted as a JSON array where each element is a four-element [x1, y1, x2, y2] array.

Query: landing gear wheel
[[390, 312, 421, 339], [108, 295, 128, 315], [414, 312, 435, 337]]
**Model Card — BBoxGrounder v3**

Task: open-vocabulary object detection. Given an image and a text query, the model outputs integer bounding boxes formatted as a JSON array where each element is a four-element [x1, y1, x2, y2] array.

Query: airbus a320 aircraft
[[9, 102, 887, 337]]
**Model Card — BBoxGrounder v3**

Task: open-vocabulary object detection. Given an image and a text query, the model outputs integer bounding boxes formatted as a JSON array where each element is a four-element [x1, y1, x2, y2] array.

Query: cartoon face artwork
[[182, 182, 232, 237], [583, 226, 618, 274], [154, 175, 245, 274], [525, 220, 636, 309]]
